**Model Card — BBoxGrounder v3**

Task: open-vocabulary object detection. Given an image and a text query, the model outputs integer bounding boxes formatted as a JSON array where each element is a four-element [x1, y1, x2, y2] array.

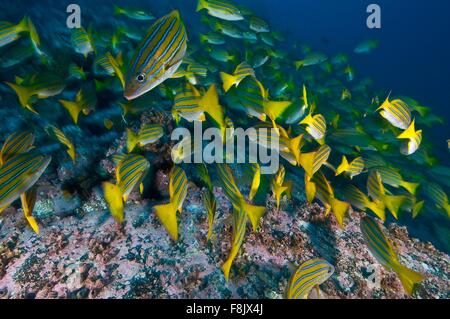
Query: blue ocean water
[[7, 0, 450, 136], [247, 0, 450, 141]]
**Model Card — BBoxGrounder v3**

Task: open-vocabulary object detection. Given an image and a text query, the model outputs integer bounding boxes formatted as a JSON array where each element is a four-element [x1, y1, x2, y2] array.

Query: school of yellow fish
[[1, 0, 449, 298]]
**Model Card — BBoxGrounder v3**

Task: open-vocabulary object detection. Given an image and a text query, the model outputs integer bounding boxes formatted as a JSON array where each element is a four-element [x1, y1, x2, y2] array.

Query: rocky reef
[[0, 176, 448, 299]]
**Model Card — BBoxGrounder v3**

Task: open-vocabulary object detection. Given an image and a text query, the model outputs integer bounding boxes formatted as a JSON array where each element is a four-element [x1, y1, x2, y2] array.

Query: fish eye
[[136, 73, 146, 83]]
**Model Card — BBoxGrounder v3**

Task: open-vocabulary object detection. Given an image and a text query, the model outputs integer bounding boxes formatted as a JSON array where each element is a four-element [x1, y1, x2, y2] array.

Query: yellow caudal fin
[[302, 84, 309, 108], [264, 100, 292, 123], [104, 118, 113, 130], [102, 182, 124, 222], [16, 16, 29, 32], [294, 60, 304, 70], [366, 200, 386, 222], [59, 99, 83, 124], [397, 120, 416, 140], [26, 17, 40, 47], [67, 146, 76, 163], [222, 209, 247, 282], [199, 34, 208, 43], [222, 257, 234, 282], [126, 128, 139, 153], [21, 188, 39, 234], [393, 264, 425, 296], [299, 113, 313, 125], [25, 215, 40, 234], [196, 0, 206, 12], [444, 203, 450, 218], [220, 72, 238, 92], [199, 84, 224, 129], [330, 198, 349, 228], [5, 82, 36, 112], [335, 155, 349, 176], [298, 151, 315, 176], [113, 5, 124, 15], [285, 180, 293, 199], [106, 52, 125, 89], [249, 165, 261, 201], [412, 200, 424, 219], [289, 134, 304, 164], [400, 181, 419, 195], [154, 202, 179, 241], [384, 195, 406, 219], [222, 234, 245, 282], [222, 228, 246, 281], [240, 200, 265, 231], [274, 186, 288, 209], [305, 178, 316, 203]]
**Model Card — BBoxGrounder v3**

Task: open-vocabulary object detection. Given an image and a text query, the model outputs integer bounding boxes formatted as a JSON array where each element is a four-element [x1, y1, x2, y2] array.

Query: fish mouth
[[124, 89, 142, 101]]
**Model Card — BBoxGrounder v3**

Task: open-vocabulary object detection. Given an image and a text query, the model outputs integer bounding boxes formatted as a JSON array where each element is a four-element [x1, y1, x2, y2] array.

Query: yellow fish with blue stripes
[[300, 113, 327, 142], [423, 182, 450, 218], [377, 96, 412, 130], [71, 27, 94, 58], [126, 124, 164, 152], [59, 84, 97, 124], [103, 154, 150, 222], [0, 132, 41, 232], [216, 164, 265, 232], [397, 119, 422, 155], [335, 156, 365, 179], [154, 166, 188, 241], [216, 164, 266, 278], [286, 258, 335, 299], [197, 0, 244, 21], [258, 82, 292, 129], [220, 61, 255, 92], [125, 10, 187, 100], [367, 170, 406, 219], [172, 83, 203, 123], [271, 165, 292, 210], [5, 72, 65, 114], [249, 16, 269, 33], [116, 154, 150, 202], [187, 63, 208, 78], [198, 164, 217, 240], [311, 171, 350, 227], [344, 184, 386, 221], [0, 131, 34, 166], [0, 152, 51, 220], [298, 144, 331, 178], [374, 166, 419, 195], [360, 216, 424, 295], [222, 205, 247, 281], [0, 16, 38, 48], [45, 126, 76, 163]]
